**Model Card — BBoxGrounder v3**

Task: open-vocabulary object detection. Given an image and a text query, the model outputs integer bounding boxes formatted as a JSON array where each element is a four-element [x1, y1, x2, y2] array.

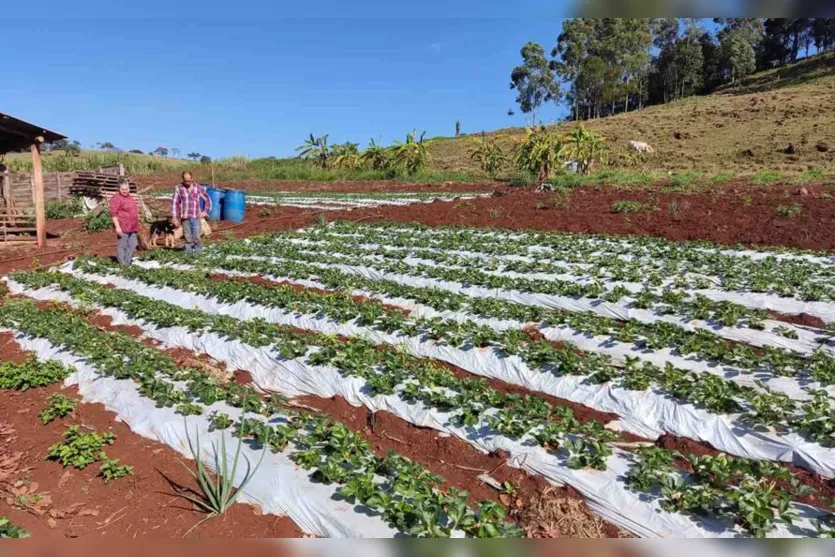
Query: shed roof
[[0, 112, 66, 154]]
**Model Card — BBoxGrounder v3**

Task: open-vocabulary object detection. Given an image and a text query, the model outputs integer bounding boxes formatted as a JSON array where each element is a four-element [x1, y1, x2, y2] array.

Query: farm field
[[1, 209, 834, 538], [151, 190, 495, 211]]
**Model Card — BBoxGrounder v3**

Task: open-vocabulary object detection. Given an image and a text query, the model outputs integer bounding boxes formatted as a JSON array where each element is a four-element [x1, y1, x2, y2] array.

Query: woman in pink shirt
[[109, 178, 140, 264]]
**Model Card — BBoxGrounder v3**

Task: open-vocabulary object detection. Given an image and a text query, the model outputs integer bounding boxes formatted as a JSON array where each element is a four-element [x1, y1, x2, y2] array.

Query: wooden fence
[[0, 165, 129, 247], [1, 171, 74, 209]]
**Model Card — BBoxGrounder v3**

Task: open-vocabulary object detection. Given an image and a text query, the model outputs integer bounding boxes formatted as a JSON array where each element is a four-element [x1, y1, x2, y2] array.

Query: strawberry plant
[[99, 458, 134, 483], [39, 393, 78, 424], [0, 516, 29, 539], [47, 426, 115, 469], [0, 356, 72, 391]]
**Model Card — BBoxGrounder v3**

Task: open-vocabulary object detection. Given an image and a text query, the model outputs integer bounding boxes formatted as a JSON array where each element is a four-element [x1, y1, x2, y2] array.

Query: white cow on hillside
[[628, 140, 655, 154]]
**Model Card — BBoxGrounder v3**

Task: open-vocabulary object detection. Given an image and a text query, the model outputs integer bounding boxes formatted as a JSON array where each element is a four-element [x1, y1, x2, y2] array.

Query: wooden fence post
[[31, 138, 46, 248], [1, 170, 10, 208]]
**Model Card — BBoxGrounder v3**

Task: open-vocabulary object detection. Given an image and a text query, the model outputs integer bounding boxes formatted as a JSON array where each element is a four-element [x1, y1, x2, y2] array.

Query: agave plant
[[391, 130, 431, 175], [513, 126, 565, 182], [178, 417, 267, 535], [295, 133, 330, 168]]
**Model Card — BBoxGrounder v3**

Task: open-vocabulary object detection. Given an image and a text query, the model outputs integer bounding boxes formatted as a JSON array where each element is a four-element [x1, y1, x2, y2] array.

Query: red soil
[[5, 181, 834, 280], [306, 184, 835, 252], [0, 336, 303, 539]]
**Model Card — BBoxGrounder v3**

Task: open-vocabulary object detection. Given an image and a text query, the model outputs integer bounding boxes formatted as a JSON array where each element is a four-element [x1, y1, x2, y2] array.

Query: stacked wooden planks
[[71, 171, 137, 198]]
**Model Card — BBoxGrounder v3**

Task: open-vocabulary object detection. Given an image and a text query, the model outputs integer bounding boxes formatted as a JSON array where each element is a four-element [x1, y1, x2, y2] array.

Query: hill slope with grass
[[429, 52, 835, 179]]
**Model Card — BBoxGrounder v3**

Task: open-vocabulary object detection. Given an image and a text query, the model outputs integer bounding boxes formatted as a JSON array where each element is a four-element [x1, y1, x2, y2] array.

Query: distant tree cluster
[[510, 18, 835, 123], [43, 139, 82, 154], [41, 140, 212, 163]]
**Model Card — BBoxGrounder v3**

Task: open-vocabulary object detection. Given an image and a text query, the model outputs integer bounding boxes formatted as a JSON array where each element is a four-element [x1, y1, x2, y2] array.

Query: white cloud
[[428, 42, 443, 54]]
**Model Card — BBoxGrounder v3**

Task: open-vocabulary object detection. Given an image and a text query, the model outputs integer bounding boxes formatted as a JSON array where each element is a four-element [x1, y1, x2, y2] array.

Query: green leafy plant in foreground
[[39, 393, 78, 424], [47, 426, 115, 469], [0, 516, 29, 538], [625, 447, 803, 537], [0, 356, 71, 391], [178, 417, 267, 534], [99, 458, 134, 483]]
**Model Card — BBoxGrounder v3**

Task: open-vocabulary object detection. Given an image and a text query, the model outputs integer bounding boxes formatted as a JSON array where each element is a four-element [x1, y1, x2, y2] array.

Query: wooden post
[[31, 138, 46, 248], [1, 170, 10, 208]]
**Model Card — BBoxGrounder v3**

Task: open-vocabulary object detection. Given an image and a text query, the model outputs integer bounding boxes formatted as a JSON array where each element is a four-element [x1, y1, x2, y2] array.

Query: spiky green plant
[[178, 417, 266, 535]]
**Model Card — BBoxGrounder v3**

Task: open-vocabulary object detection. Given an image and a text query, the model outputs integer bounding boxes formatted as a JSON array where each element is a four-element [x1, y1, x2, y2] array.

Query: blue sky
[[4, 2, 577, 159]]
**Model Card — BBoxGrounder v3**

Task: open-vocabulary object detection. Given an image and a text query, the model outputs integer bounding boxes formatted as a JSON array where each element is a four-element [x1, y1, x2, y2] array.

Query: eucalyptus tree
[[510, 42, 561, 125]]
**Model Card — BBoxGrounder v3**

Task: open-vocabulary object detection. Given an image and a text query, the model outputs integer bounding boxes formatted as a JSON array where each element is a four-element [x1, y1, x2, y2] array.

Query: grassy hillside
[[428, 52, 835, 179]]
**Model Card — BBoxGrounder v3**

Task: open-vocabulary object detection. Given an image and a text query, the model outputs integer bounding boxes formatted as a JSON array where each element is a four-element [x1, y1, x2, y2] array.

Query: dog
[[149, 219, 183, 248]]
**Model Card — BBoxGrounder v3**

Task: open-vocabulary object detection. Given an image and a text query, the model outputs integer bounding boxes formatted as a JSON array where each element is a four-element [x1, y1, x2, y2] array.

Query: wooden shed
[[0, 112, 66, 248]]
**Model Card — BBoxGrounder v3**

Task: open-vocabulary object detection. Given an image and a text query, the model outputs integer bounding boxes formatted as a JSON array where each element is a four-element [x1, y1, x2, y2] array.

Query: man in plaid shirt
[[170, 171, 211, 254]]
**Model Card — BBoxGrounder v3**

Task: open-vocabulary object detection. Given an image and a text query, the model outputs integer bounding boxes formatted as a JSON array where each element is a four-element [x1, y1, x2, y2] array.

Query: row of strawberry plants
[[626, 447, 834, 538], [12, 268, 622, 469], [270, 233, 722, 296], [277, 229, 835, 304], [93, 255, 835, 385], [7, 285, 832, 537], [331, 220, 835, 266], [134, 249, 835, 387], [310, 222, 835, 302], [0, 298, 522, 538], [197, 237, 781, 330], [51, 261, 835, 445]]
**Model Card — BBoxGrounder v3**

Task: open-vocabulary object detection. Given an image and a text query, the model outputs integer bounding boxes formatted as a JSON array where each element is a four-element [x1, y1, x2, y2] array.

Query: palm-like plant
[[469, 133, 508, 180], [563, 126, 606, 174], [513, 126, 565, 182], [392, 131, 431, 175], [295, 133, 330, 168], [361, 139, 393, 171], [331, 141, 361, 169]]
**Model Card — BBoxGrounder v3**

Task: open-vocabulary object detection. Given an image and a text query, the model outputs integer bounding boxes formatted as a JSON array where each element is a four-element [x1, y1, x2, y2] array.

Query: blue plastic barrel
[[205, 186, 225, 221], [222, 189, 246, 222]]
